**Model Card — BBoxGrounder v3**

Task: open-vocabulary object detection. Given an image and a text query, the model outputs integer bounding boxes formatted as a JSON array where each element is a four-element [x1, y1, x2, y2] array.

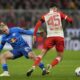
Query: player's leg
[[0, 51, 14, 77], [21, 46, 45, 76], [20, 46, 45, 76], [46, 37, 64, 73], [31, 49, 47, 69], [28, 51, 45, 69], [46, 52, 63, 73], [31, 38, 50, 70], [29, 38, 53, 76], [26, 50, 47, 76], [0, 49, 22, 77]]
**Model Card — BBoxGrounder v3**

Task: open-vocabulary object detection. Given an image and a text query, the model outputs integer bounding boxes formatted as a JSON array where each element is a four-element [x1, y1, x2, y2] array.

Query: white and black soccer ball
[[75, 67, 80, 76]]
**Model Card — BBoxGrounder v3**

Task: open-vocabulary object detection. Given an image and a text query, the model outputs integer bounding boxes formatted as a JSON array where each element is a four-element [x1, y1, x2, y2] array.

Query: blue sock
[[2, 64, 8, 71], [39, 62, 45, 70]]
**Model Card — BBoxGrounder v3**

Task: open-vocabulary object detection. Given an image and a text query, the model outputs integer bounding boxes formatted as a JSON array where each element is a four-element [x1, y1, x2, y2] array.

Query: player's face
[[2, 27, 9, 34], [0, 24, 9, 34], [50, 7, 58, 12]]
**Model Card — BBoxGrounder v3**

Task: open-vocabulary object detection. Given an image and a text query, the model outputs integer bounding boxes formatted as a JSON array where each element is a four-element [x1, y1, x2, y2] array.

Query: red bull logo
[[10, 38, 17, 43]]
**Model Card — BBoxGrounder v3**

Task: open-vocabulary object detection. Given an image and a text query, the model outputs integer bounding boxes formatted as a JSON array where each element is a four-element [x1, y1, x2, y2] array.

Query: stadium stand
[[0, 0, 80, 29]]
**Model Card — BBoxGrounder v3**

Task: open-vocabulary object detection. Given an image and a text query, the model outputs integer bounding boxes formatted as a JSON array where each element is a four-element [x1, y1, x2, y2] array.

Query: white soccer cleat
[[46, 64, 52, 72], [0, 71, 10, 77]]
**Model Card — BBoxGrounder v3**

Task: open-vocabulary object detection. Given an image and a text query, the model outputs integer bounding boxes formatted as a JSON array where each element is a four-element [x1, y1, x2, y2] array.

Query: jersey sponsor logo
[[10, 38, 17, 43]]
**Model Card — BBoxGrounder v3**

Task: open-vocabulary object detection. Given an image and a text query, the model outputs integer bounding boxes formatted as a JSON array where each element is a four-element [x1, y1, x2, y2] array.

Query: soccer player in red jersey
[[27, 4, 73, 76]]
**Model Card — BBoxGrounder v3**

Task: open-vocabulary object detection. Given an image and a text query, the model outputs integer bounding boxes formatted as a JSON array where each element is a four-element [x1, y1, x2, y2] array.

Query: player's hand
[[33, 36, 36, 44]]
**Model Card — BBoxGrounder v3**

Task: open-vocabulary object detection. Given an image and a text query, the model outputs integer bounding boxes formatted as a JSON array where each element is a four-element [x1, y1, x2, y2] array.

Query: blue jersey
[[0, 27, 33, 51]]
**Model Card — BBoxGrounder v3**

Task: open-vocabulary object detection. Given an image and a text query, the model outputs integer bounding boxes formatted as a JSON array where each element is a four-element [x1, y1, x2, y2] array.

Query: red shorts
[[43, 37, 64, 52]]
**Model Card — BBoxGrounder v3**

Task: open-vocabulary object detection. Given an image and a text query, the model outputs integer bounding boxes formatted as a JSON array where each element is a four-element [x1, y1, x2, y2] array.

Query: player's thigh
[[0, 51, 14, 59], [28, 51, 36, 60], [43, 37, 54, 50], [56, 37, 64, 53], [10, 49, 23, 59], [21, 46, 32, 58]]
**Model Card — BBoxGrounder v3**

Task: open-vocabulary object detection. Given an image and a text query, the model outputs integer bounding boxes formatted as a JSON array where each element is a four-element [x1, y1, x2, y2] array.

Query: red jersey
[[34, 8, 73, 38]]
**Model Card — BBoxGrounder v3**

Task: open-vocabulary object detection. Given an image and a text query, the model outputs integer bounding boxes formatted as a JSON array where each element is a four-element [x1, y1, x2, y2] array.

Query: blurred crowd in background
[[0, 0, 80, 29], [0, 0, 80, 9]]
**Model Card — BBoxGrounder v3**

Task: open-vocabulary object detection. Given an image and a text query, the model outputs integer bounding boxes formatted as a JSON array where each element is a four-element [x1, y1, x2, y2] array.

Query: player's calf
[[26, 62, 45, 77]]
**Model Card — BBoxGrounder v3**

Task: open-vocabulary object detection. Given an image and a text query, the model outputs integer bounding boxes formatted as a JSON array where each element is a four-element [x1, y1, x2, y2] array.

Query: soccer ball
[[75, 67, 80, 76]]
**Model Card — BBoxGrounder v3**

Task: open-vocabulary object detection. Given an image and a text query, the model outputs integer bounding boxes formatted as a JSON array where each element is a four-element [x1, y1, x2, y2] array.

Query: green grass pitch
[[0, 49, 80, 80]]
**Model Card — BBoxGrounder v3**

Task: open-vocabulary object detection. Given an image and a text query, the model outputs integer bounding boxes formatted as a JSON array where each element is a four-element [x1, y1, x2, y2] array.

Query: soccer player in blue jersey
[[0, 22, 45, 77]]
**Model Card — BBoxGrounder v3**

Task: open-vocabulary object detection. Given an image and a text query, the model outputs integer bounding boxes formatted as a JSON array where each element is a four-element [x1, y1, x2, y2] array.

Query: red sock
[[51, 59, 59, 67], [33, 56, 42, 66]]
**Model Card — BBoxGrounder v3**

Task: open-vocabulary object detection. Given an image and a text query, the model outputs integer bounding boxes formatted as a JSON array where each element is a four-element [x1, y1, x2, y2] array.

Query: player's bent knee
[[1, 52, 13, 60], [29, 55, 36, 60], [28, 52, 36, 60]]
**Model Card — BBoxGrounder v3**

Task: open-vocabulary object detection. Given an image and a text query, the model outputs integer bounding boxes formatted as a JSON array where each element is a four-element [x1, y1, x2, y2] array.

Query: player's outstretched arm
[[60, 11, 73, 23], [17, 27, 34, 35], [33, 16, 45, 43]]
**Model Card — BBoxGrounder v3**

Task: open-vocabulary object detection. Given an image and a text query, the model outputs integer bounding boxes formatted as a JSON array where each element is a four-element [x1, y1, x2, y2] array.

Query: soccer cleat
[[46, 64, 52, 72], [26, 69, 34, 77], [42, 64, 52, 76], [42, 69, 47, 75], [0, 71, 10, 77], [42, 68, 49, 76]]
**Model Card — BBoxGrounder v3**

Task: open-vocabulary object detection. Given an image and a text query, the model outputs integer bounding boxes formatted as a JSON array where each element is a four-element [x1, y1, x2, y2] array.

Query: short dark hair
[[50, 2, 59, 8]]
